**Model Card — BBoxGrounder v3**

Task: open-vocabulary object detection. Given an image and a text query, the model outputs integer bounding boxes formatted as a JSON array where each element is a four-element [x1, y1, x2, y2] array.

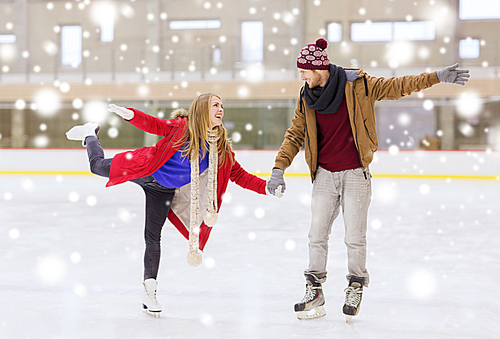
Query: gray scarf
[[304, 64, 346, 114]]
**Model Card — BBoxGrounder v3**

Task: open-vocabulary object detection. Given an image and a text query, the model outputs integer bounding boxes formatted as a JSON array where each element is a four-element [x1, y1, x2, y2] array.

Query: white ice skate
[[65, 122, 100, 146], [142, 278, 162, 318]]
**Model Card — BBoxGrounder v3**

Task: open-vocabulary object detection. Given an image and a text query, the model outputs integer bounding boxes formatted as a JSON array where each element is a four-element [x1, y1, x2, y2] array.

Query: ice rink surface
[[1, 174, 499, 338]]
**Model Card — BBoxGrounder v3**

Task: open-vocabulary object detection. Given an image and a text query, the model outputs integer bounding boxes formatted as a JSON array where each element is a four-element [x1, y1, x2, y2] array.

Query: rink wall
[[0, 149, 499, 180]]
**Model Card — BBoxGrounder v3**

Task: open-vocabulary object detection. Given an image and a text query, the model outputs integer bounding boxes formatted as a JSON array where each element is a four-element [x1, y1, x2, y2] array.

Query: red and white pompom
[[204, 210, 218, 227], [187, 249, 202, 267]]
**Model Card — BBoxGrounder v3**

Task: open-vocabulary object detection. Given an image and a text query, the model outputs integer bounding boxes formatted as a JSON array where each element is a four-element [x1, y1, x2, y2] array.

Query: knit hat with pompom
[[296, 38, 330, 70]]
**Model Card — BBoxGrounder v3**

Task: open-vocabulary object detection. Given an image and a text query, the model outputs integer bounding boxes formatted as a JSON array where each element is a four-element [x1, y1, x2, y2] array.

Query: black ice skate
[[294, 274, 326, 320], [343, 276, 364, 323]]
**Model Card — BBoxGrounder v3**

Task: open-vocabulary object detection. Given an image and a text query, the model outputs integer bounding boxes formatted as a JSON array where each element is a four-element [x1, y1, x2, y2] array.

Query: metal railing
[[2, 43, 499, 84]]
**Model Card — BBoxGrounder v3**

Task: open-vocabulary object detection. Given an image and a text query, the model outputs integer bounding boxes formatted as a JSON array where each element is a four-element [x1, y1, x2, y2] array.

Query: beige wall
[[3, 0, 497, 76], [1, 0, 499, 150]]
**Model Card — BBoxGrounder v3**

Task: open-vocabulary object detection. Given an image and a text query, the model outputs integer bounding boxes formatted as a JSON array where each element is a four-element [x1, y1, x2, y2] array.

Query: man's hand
[[108, 104, 134, 120], [266, 168, 286, 198], [436, 63, 470, 86]]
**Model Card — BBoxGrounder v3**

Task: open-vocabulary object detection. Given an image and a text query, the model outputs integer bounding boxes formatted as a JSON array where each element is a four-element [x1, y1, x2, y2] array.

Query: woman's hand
[[108, 104, 134, 120]]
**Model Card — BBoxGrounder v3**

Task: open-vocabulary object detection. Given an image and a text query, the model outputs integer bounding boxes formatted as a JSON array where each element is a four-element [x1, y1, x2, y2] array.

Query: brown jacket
[[274, 68, 440, 182]]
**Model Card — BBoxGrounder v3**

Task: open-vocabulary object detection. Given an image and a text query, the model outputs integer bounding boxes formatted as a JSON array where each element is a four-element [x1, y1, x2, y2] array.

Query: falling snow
[[0, 172, 498, 338], [0, 0, 499, 337]]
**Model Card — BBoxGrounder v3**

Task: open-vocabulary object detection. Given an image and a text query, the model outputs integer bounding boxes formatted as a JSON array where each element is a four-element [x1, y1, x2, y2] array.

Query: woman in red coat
[[66, 93, 282, 318]]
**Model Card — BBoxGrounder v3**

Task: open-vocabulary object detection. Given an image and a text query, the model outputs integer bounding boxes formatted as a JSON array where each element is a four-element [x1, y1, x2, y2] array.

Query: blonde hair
[[174, 93, 234, 166]]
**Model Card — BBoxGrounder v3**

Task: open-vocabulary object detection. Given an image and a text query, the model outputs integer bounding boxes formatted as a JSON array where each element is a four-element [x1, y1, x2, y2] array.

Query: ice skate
[[142, 278, 162, 318], [65, 122, 100, 146], [294, 274, 326, 320], [343, 277, 364, 323]]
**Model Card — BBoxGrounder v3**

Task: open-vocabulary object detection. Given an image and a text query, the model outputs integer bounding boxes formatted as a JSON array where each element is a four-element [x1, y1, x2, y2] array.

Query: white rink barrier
[[0, 148, 499, 180]]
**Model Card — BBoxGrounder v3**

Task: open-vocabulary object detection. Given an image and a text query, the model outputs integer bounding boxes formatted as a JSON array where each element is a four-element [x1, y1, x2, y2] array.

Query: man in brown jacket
[[266, 38, 469, 321]]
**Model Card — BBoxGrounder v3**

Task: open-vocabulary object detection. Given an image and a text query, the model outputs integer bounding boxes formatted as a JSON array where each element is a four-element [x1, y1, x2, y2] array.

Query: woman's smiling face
[[209, 95, 224, 128]]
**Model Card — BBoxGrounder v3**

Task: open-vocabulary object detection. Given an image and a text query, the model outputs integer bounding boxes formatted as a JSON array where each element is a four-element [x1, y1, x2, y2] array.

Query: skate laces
[[145, 286, 158, 302], [344, 285, 362, 307], [301, 284, 319, 303]]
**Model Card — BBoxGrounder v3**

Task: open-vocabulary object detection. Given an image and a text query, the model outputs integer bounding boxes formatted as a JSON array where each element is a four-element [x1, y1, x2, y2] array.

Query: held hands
[[436, 63, 470, 86], [266, 168, 286, 198], [108, 104, 134, 120]]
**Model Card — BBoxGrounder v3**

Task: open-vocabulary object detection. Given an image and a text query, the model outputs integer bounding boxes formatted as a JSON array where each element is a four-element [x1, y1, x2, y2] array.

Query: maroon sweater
[[316, 95, 361, 172]]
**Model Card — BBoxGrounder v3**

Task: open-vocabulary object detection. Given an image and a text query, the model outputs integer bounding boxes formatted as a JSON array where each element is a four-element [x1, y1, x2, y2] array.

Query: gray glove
[[436, 63, 470, 86], [266, 168, 286, 198]]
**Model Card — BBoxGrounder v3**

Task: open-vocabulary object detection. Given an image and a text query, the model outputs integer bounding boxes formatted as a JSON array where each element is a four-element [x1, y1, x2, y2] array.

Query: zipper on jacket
[[363, 75, 368, 99], [147, 122, 181, 173], [352, 87, 368, 180], [300, 88, 313, 170]]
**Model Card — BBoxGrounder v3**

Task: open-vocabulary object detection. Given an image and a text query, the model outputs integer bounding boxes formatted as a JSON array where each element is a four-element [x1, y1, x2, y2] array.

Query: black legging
[[86, 136, 175, 280]]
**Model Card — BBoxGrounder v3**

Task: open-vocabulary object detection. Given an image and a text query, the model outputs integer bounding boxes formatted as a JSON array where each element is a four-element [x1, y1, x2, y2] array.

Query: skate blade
[[143, 309, 161, 318], [345, 309, 360, 323], [143, 303, 161, 318], [296, 306, 326, 320], [344, 305, 361, 323]]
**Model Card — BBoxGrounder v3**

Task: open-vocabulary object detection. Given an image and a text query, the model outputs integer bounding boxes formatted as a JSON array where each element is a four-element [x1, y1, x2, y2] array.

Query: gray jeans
[[305, 166, 371, 286]]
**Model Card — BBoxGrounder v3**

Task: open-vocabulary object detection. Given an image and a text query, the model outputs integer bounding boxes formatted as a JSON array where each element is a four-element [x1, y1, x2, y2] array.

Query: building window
[[241, 21, 263, 63], [0, 35, 16, 43], [393, 21, 435, 41], [327, 23, 342, 42], [100, 4, 115, 42], [459, 0, 500, 20], [61, 26, 82, 66], [212, 47, 222, 66], [351, 21, 436, 42], [351, 22, 392, 42], [459, 38, 480, 58], [169, 20, 221, 30]]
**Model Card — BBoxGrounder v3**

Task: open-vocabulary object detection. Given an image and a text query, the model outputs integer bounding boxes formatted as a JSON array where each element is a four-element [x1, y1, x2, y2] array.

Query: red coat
[[107, 108, 267, 250]]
